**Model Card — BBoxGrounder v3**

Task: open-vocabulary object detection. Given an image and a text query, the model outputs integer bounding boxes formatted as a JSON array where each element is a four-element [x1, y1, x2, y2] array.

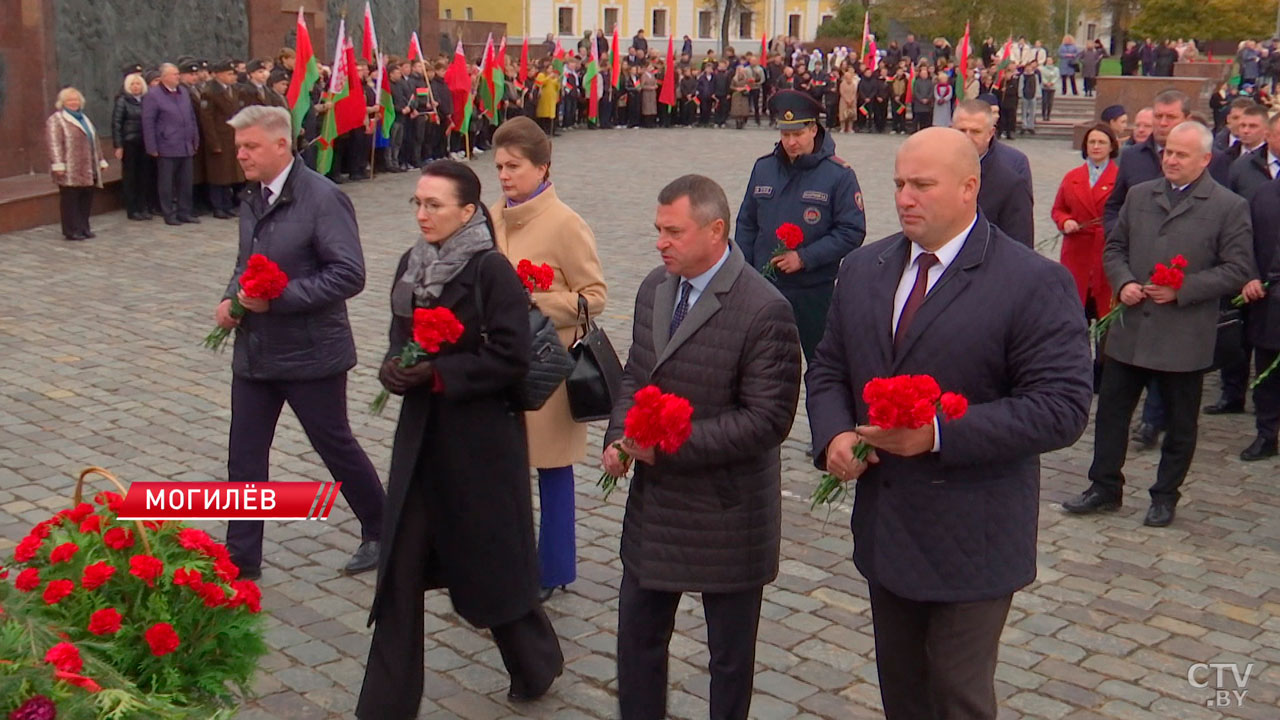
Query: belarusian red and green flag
[[444, 40, 471, 133], [583, 35, 601, 123], [955, 21, 972, 100], [552, 39, 565, 74], [285, 7, 320, 137], [995, 37, 1014, 86], [316, 19, 351, 175], [610, 26, 622, 89], [477, 33, 506, 121]]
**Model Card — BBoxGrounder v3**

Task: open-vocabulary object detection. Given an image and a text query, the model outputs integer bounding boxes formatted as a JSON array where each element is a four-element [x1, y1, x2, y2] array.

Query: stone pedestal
[[1175, 61, 1232, 84], [0, 0, 59, 176], [1094, 75, 1214, 117]]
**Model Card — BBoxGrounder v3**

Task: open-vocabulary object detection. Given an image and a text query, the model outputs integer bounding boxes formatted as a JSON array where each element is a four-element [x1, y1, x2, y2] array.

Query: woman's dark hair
[[420, 160, 496, 238], [1081, 123, 1120, 159]]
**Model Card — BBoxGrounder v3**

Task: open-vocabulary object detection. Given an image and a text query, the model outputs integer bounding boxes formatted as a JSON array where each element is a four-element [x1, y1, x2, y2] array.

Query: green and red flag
[[761, 33, 768, 60], [334, 36, 366, 136], [904, 62, 915, 105], [583, 34, 601, 123], [552, 39, 565, 74], [361, 2, 377, 65], [518, 36, 530, 89], [285, 7, 320, 137], [377, 60, 395, 138], [659, 35, 676, 107], [995, 38, 1013, 86], [444, 40, 471, 132], [408, 31, 423, 64], [478, 33, 506, 121], [316, 19, 351, 175], [610, 26, 622, 89], [955, 21, 971, 100]]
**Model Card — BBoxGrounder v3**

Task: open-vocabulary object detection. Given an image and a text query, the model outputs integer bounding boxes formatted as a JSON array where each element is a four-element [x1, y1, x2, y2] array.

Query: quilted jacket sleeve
[[659, 298, 802, 470]]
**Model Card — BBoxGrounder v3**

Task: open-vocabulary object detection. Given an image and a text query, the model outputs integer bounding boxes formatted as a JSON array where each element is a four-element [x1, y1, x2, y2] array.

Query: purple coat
[[142, 84, 199, 157]]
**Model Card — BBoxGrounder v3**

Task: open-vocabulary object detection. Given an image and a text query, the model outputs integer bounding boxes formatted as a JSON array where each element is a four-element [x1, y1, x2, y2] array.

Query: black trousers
[[779, 284, 835, 362], [913, 110, 933, 132], [226, 373, 385, 571], [345, 128, 370, 177], [1088, 359, 1204, 503], [58, 186, 94, 238], [209, 184, 236, 213], [699, 96, 714, 125], [1219, 341, 1253, 404], [617, 571, 763, 720], [714, 94, 731, 125], [868, 583, 1013, 720], [1254, 347, 1280, 440], [155, 155, 193, 221], [121, 140, 151, 216], [749, 88, 761, 123], [357, 473, 562, 719]]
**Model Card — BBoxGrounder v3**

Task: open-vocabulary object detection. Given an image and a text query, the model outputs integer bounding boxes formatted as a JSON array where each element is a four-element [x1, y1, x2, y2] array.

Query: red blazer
[[1052, 161, 1118, 315]]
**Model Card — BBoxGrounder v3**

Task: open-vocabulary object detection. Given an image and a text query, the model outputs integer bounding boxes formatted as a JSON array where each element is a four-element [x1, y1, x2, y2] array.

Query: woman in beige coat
[[490, 116, 607, 600], [46, 87, 109, 241]]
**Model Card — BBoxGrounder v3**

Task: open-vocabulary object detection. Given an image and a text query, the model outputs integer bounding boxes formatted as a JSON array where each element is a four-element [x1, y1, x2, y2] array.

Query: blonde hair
[[123, 73, 146, 95], [55, 87, 84, 110]]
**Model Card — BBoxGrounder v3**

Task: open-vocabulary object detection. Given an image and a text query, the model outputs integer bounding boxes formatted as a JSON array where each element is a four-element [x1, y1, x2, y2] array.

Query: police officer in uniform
[[736, 89, 867, 360]]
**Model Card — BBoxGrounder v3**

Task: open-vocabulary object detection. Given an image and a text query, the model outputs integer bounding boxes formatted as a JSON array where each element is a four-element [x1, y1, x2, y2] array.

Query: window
[[604, 7, 619, 34], [444, 8, 452, 19], [652, 9, 667, 38], [739, 12, 753, 39], [820, 14, 834, 27], [558, 6, 574, 35], [1087, 23, 1098, 41], [698, 11, 713, 39], [788, 14, 801, 39], [464, 7, 473, 20]]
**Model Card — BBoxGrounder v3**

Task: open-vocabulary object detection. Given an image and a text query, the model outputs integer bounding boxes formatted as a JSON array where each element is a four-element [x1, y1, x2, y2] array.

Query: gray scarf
[[391, 213, 493, 318]]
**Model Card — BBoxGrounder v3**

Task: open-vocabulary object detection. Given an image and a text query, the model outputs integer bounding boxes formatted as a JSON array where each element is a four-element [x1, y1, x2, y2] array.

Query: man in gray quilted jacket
[[602, 174, 802, 720]]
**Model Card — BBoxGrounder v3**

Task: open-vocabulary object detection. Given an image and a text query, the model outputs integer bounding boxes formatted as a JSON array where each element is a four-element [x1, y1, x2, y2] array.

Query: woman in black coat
[[357, 161, 563, 720], [112, 73, 151, 221]]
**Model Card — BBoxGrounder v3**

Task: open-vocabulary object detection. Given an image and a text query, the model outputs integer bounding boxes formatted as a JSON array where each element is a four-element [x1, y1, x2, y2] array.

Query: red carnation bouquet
[[516, 259, 555, 293], [1092, 254, 1187, 342], [1, 470, 267, 716], [203, 253, 290, 351], [811, 374, 968, 509], [598, 385, 694, 499], [369, 306, 465, 415], [761, 222, 805, 281]]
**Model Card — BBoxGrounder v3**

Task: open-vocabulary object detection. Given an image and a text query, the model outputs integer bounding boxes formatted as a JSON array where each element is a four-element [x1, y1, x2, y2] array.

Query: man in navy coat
[[806, 128, 1093, 719], [951, 100, 1035, 247]]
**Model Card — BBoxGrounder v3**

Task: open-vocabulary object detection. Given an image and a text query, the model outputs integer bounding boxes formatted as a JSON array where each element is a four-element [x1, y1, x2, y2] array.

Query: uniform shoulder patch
[[854, 191, 864, 212], [829, 154, 852, 169]]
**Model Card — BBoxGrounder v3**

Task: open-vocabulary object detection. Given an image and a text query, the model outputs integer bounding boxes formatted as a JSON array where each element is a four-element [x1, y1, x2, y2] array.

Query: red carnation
[[81, 561, 116, 591], [141, 520, 166, 532], [94, 490, 125, 511], [44, 641, 83, 673], [87, 607, 123, 636], [203, 253, 290, 351], [228, 579, 263, 613], [128, 555, 163, 587], [62, 503, 94, 524], [14, 535, 43, 563], [49, 542, 79, 564], [939, 392, 969, 420], [600, 385, 695, 498], [172, 567, 203, 587], [369, 306, 466, 415], [516, 259, 555, 292], [177, 527, 215, 553], [78, 514, 104, 534], [102, 526, 135, 550], [196, 581, 228, 608], [144, 622, 181, 656], [213, 557, 240, 583], [0, 565, 8, 580], [29, 520, 54, 540], [9, 695, 57, 719], [15, 568, 40, 592], [761, 223, 807, 280], [43, 579, 74, 605]]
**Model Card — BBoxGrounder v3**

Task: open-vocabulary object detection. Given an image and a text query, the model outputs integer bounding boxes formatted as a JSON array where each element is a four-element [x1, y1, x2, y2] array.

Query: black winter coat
[[605, 246, 801, 593], [368, 250, 538, 628], [223, 160, 364, 381], [978, 147, 1035, 247], [1249, 179, 1280, 351], [1230, 144, 1274, 202], [111, 93, 144, 146]]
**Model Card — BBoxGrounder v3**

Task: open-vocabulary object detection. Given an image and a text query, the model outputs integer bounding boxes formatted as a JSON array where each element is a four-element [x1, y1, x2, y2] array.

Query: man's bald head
[[894, 128, 981, 250]]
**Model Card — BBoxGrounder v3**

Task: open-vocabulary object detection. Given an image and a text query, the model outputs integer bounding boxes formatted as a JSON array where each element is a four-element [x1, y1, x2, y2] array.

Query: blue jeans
[[537, 466, 576, 588]]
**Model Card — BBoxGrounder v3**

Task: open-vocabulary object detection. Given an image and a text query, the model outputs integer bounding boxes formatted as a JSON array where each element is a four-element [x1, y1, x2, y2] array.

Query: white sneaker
[[474, 148, 485, 155]]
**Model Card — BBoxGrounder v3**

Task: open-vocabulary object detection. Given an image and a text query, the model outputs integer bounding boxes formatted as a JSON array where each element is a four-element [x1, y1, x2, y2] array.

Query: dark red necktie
[[894, 252, 939, 351]]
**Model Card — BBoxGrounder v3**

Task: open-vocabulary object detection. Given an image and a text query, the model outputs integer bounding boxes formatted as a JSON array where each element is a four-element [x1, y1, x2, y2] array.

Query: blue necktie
[[670, 281, 692, 336]]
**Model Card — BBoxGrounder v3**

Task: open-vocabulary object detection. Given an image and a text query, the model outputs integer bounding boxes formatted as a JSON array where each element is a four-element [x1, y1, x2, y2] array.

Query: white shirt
[[890, 215, 977, 453], [262, 158, 295, 206], [675, 246, 731, 320]]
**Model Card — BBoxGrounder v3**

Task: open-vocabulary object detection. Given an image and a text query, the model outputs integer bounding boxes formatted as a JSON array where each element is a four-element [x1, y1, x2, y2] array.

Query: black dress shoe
[[1062, 488, 1122, 514], [164, 217, 183, 226], [538, 585, 566, 602], [63, 234, 86, 241], [1131, 422, 1160, 450], [1204, 399, 1245, 415], [1241, 437, 1279, 461], [82, 231, 96, 239], [178, 216, 201, 224], [507, 666, 562, 702], [1143, 502, 1176, 527], [212, 209, 234, 219], [343, 540, 380, 575], [128, 212, 146, 221], [237, 565, 262, 581], [139, 212, 153, 220]]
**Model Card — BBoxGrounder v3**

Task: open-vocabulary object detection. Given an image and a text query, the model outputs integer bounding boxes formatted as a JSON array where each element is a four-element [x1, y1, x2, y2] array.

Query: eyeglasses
[[409, 198, 466, 215]]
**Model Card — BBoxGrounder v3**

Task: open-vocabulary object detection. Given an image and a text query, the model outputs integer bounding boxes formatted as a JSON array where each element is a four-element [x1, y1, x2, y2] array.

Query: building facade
[[437, 0, 840, 52]]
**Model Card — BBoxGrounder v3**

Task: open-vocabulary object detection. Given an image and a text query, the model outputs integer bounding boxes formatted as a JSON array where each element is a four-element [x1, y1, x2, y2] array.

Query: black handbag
[[566, 295, 624, 422], [474, 255, 575, 411], [1212, 306, 1246, 372]]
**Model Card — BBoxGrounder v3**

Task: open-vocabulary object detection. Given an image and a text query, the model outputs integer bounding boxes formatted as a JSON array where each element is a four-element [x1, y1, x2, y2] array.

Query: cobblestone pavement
[[2, 126, 1279, 720]]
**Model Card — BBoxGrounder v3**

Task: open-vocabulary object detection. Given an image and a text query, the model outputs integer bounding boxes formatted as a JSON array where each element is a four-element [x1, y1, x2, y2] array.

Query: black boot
[[1241, 436, 1279, 461]]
